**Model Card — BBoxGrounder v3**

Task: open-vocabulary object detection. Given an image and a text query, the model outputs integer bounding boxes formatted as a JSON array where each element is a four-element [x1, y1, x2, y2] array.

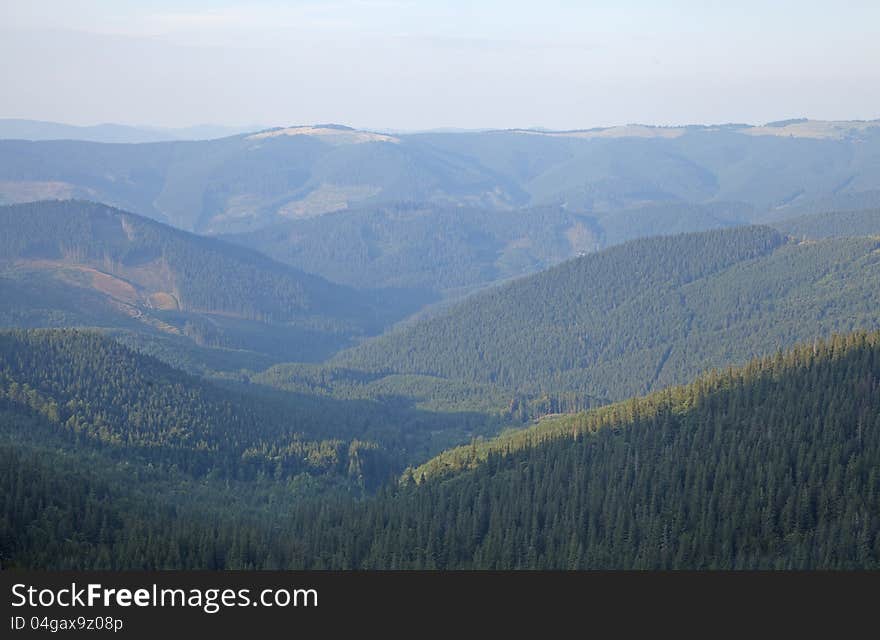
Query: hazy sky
[[2, 0, 879, 131]]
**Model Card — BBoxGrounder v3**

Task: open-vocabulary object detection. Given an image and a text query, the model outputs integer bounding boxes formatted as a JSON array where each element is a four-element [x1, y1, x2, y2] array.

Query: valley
[[2, 120, 880, 571]]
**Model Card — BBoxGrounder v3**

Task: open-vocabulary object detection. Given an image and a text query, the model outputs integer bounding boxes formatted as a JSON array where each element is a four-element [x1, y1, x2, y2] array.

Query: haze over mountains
[[2, 119, 878, 236], [2, 117, 879, 312], [3, 118, 879, 387], [0, 119, 265, 144]]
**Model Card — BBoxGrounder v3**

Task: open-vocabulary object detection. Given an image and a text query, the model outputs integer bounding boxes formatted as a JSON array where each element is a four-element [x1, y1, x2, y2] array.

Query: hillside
[[772, 208, 880, 239], [6, 330, 878, 569], [225, 203, 602, 294], [2, 121, 880, 235], [0, 200, 423, 364], [409, 122, 880, 211], [224, 201, 762, 297], [0, 127, 522, 233], [5, 121, 880, 304], [0, 328, 511, 568], [0, 329, 388, 483], [333, 226, 880, 401], [757, 190, 880, 223], [0, 329, 510, 483], [296, 331, 880, 569], [594, 201, 753, 246]]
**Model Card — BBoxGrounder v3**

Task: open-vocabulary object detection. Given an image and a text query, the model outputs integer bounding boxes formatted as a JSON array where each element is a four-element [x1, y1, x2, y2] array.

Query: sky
[[1, 0, 879, 131]]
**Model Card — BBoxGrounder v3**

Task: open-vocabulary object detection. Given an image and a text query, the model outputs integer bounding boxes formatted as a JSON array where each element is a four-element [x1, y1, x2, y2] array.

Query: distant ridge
[[2, 118, 880, 235], [0, 118, 264, 143], [502, 118, 880, 139]]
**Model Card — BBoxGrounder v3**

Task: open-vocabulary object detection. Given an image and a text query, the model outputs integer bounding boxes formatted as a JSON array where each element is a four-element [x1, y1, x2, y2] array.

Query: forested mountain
[[594, 201, 753, 246], [224, 203, 602, 294], [0, 200, 424, 363], [2, 120, 879, 235], [4, 331, 878, 569], [772, 208, 880, 239], [0, 327, 508, 568], [0, 329, 386, 484], [333, 226, 880, 401], [3, 124, 880, 571], [399, 122, 880, 215], [224, 200, 760, 297], [307, 331, 880, 569], [757, 190, 880, 223], [5, 121, 880, 304], [0, 126, 522, 233], [0, 329, 512, 479]]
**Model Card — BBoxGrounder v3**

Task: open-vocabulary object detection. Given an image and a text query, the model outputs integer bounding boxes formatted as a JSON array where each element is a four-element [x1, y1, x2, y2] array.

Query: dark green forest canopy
[[333, 226, 880, 400], [283, 330, 880, 568], [4, 330, 878, 569], [0, 200, 428, 363], [223, 200, 761, 299], [0, 329, 367, 481], [223, 203, 605, 294], [0, 200, 384, 324], [1, 173, 879, 571], [0, 329, 507, 489]]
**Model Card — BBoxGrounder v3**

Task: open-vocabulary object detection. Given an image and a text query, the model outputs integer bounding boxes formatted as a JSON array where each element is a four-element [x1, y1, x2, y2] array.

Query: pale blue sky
[[1, 0, 878, 130]]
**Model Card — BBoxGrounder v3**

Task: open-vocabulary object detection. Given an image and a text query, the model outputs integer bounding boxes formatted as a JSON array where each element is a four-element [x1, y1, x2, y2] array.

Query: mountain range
[[0, 200, 427, 366], [2, 120, 879, 237], [5, 328, 877, 568], [331, 225, 880, 402], [0, 119, 265, 144], [2, 117, 880, 570]]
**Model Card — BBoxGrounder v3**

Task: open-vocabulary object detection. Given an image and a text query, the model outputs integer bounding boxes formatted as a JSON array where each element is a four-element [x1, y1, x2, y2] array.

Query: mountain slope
[[333, 226, 880, 401], [0, 127, 523, 233], [0, 328, 520, 568], [772, 208, 880, 239], [7, 330, 879, 569], [223, 200, 773, 302], [0, 329, 402, 478], [0, 328, 511, 480], [299, 331, 880, 569], [410, 122, 880, 211], [2, 121, 880, 235], [224, 203, 602, 294], [0, 200, 422, 363]]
